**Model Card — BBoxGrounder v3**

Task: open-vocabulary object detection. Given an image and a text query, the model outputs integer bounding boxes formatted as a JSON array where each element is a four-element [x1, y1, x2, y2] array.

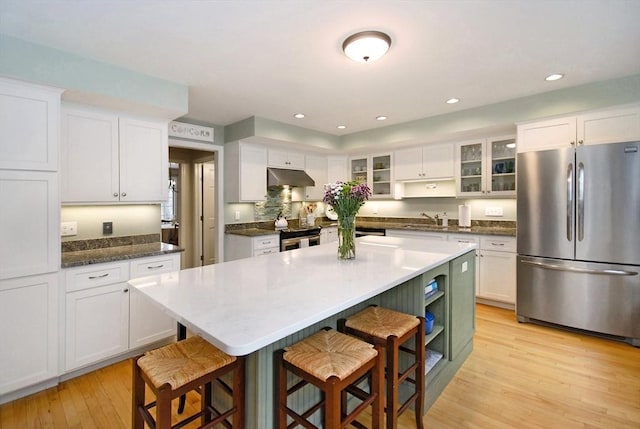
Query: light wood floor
[[1, 304, 639, 428]]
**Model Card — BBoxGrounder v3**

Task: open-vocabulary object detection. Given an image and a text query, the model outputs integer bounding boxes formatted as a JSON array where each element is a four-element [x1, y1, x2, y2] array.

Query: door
[[201, 161, 217, 265], [576, 141, 640, 265], [517, 148, 575, 260]]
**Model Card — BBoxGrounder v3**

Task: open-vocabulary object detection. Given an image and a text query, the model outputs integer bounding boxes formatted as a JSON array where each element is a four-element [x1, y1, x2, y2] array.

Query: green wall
[[0, 34, 188, 119]]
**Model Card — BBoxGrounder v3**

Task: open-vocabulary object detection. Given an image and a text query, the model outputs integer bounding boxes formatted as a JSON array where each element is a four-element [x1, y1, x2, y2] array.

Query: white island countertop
[[128, 236, 476, 356]]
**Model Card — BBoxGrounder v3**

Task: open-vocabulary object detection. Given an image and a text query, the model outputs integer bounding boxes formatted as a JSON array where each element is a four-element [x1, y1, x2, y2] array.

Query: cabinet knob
[[570, 141, 576, 146], [121, 192, 127, 197], [123, 288, 129, 293], [113, 193, 119, 197], [578, 140, 584, 145]]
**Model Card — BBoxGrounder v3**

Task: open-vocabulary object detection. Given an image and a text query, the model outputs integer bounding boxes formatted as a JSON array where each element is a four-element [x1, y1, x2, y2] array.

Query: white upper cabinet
[[455, 136, 516, 197], [326, 156, 349, 183], [517, 105, 640, 152], [293, 154, 328, 201], [267, 148, 305, 169], [61, 106, 168, 203], [351, 153, 393, 198], [225, 141, 268, 202], [394, 143, 454, 181], [0, 78, 62, 172]]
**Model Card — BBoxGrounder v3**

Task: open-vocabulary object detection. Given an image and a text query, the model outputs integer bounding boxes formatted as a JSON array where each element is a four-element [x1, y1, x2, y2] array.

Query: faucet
[[420, 212, 439, 225]]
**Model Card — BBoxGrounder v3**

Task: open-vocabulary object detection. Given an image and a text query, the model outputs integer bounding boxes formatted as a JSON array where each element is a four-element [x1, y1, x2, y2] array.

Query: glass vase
[[337, 216, 356, 260]]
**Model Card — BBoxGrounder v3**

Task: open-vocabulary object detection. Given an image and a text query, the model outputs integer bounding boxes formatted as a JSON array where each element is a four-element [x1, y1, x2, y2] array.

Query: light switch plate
[[485, 207, 504, 217], [61, 221, 77, 236]]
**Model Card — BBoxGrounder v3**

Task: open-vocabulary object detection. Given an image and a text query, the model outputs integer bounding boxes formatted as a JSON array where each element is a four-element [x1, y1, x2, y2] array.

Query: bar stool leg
[[415, 322, 426, 429], [233, 357, 246, 429], [386, 337, 400, 429], [177, 322, 188, 415], [132, 359, 145, 429], [156, 387, 173, 429], [325, 377, 341, 429]]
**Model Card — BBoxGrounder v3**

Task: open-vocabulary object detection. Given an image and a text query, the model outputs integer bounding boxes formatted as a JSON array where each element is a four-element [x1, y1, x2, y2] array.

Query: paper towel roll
[[299, 238, 309, 248], [458, 205, 471, 228]]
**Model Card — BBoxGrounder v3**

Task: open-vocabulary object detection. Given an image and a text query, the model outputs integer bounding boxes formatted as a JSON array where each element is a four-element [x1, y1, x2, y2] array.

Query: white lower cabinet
[[225, 234, 280, 261], [0, 273, 58, 395], [62, 254, 180, 372], [65, 282, 130, 370], [477, 236, 517, 304], [321, 226, 338, 244]]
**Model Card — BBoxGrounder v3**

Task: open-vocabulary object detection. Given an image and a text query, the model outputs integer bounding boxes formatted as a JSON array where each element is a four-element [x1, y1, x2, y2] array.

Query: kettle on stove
[[275, 213, 288, 229]]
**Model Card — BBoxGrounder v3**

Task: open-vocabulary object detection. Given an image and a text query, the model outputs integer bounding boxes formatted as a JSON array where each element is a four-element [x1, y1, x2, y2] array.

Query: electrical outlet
[[61, 221, 78, 236], [103, 221, 113, 235], [485, 207, 504, 217], [234, 211, 241, 221]]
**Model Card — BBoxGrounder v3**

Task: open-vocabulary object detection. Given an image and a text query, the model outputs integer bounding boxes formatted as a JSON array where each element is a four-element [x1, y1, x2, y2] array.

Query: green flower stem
[[337, 216, 356, 260]]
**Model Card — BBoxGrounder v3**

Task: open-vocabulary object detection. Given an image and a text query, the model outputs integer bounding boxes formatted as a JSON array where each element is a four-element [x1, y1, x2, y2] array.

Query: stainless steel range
[[279, 226, 321, 252]]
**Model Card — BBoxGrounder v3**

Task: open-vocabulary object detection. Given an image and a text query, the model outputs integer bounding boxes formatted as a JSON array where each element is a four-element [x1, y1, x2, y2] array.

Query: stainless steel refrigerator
[[517, 141, 640, 346]]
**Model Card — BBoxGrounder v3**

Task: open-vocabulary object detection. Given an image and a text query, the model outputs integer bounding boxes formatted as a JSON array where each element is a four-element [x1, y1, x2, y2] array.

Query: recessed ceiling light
[[376, 115, 387, 121], [337, 125, 347, 129], [545, 73, 564, 81], [446, 98, 460, 104], [506, 142, 516, 149], [342, 31, 392, 63], [293, 113, 305, 119]]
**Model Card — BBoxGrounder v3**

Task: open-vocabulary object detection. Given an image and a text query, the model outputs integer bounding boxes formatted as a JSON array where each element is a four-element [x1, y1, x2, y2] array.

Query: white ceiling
[[1, 0, 639, 136]]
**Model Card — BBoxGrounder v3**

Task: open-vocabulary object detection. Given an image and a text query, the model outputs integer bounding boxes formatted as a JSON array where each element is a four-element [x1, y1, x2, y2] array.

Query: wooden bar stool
[[275, 328, 384, 428], [132, 335, 245, 429], [339, 306, 426, 429]]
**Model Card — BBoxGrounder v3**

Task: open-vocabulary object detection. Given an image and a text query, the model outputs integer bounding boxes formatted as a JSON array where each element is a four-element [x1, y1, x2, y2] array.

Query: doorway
[[165, 144, 220, 269]]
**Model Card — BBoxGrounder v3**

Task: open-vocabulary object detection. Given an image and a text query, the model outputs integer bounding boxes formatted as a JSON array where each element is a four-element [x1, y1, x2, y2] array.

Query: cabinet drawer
[[448, 234, 480, 245], [254, 247, 279, 256], [480, 236, 516, 252], [130, 254, 180, 279], [253, 235, 279, 250], [65, 262, 129, 292]]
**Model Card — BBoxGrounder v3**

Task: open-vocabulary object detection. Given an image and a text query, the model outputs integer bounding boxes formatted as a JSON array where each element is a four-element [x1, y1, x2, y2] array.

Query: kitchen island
[[129, 235, 476, 427]]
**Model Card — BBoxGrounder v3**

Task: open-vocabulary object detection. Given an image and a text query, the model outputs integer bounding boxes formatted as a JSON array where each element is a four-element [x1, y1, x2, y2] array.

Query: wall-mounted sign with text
[[168, 121, 215, 143]]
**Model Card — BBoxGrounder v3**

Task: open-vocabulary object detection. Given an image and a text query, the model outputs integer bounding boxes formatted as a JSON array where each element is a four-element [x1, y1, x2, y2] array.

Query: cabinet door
[[61, 107, 120, 202], [129, 255, 180, 349], [268, 149, 304, 169], [240, 144, 267, 201], [487, 136, 516, 196], [118, 118, 168, 202], [321, 227, 338, 243], [423, 143, 454, 179], [65, 283, 130, 371], [456, 140, 485, 196], [578, 106, 640, 146], [479, 250, 516, 304], [449, 252, 475, 361], [0, 273, 58, 394], [0, 78, 61, 171], [516, 117, 577, 153], [327, 156, 348, 183], [299, 155, 327, 201], [371, 154, 392, 198], [0, 171, 59, 280], [394, 147, 423, 181]]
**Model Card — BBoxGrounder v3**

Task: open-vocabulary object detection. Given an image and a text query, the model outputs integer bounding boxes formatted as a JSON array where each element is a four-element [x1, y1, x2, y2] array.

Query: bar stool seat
[[133, 335, 245, 429], [339, 306, 425, 429], [275, 328, 384, 428]]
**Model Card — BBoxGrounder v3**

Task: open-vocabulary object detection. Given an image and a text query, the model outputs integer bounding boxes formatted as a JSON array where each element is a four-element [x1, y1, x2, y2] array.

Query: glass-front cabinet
[[456, 136, 516, 197], [350, 153, 393, 198]]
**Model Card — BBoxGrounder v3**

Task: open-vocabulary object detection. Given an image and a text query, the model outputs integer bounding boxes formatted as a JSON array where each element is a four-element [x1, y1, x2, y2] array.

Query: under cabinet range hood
[[267, 168, 315, 187]]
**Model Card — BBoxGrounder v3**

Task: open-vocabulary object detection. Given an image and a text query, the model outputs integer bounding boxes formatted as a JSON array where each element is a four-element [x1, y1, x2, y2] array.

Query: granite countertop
[[226, 217, 516, 237], [61, 234, 184, 268]]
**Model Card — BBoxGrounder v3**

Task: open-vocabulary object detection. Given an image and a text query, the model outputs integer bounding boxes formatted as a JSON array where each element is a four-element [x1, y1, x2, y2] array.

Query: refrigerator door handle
[[520, 259, 638, 276], [577, 162, 585, 242], [566, 163, 574, 241]]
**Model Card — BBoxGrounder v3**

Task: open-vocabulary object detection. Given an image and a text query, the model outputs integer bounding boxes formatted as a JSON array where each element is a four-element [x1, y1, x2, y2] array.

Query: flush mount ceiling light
[[545, 73, 564, 81], [342, 31, 392, 63], [337, 125, 347, 130], [446, 98, 460, 104], [376, 115, 388, 121], [293, 113, 305, 119]]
